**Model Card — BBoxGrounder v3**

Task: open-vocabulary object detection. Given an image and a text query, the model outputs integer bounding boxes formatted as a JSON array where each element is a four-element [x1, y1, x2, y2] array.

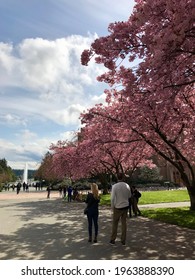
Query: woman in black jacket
[[131, 186, 141, 216], [85, 183, 100, 243]]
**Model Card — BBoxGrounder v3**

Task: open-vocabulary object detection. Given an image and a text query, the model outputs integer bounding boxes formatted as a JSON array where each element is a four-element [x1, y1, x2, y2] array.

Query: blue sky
[[0, 0, 135, 169]]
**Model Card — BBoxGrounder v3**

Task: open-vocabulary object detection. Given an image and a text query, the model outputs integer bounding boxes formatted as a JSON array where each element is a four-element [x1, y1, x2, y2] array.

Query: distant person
[[67, 186, 73, 202], [37, 182, 41, 191], [16, 182, 21, 195], [73, 187, 79, 200], [85, 183, 100, 243], [59, 186, 62, 197], [131, 186, 141, 216], [76, 191, 82, 202], [26, 183, 29, 192], [46, 186, 51, 199], [63, 186, 67, 199], [109, 173, 131, 246]]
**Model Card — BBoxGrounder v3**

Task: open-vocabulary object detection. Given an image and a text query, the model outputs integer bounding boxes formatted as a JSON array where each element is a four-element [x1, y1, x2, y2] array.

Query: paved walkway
[[0, 191, 194, 260]]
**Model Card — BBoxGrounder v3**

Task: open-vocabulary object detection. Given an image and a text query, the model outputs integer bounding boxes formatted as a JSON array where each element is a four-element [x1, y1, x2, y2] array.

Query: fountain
[[23, 163, 28, 184]]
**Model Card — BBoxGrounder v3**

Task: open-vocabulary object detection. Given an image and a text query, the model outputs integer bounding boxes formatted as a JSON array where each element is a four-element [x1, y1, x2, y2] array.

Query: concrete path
[[0, 191, 194, 260]]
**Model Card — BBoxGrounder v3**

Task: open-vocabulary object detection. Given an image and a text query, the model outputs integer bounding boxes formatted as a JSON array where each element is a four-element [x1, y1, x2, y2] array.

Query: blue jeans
[[87, 209, 99, 237]]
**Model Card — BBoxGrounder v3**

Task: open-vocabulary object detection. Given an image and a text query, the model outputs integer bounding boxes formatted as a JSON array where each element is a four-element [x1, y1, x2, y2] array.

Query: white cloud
[[91, 93, 107, 104], [0, 35, 106, 127], [0, 113, 27, 126], [0, 134, 55, 170], [49, 104, 85, 126], [59, 130, 77, 141], [0, 34, 102, 89], [3, 128, 78, 170], [18, 129, 37, 141]]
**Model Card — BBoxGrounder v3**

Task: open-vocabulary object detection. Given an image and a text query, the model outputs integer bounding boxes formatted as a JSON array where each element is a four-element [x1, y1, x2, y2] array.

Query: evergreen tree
[[0, 158, 16, 185]]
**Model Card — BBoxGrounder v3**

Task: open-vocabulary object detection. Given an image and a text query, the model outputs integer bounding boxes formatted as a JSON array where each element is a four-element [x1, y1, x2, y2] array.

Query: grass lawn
[[100, 189, 195, 230], [141, 207, 195, 230], [100, 189, 189, 206], [138, 189, 189, 204]]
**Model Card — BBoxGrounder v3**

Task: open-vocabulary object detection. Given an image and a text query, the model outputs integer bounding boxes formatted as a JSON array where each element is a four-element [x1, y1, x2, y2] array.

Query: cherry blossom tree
[[47, 109, 154, 189], [80, 103, 155, 175], [81, 0, 195, 209], [49, 131, 153, 181], [82, 0, 194, 91], [49, 141, 78, 180], [35, 152, 62, 182]]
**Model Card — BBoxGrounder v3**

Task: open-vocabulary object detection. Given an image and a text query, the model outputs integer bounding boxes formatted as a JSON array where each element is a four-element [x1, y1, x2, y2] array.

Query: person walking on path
[[46, 186, 51, 199], [85, 183, 100, 243], [16, 182, 21, 195], [110, 173, 131, 246]]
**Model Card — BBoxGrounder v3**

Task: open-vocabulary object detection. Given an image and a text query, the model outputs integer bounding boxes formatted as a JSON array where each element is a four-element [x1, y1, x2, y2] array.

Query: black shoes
[[88, 237, 98, 243], [109, 240, 126, 246]]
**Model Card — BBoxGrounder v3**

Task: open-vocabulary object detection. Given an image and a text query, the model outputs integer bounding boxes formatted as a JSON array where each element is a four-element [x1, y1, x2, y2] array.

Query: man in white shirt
[[110, 173, 131, 246]]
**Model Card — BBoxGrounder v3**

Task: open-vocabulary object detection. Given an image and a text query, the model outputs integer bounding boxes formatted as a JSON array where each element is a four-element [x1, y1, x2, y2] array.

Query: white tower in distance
[[23, 163, 28, 184]]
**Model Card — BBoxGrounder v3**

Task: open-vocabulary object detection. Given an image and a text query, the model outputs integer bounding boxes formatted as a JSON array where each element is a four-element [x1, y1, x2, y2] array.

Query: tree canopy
[[39, 0, 195, 209], [0, 158, 16, 185], [80, 0, 195, 209]]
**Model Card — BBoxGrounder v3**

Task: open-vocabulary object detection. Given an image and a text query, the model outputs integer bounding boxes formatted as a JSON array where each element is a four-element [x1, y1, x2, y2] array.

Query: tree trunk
[[97, 173, 110, 193], [187, 186, 195, 211], [180, 171, 195, 211]]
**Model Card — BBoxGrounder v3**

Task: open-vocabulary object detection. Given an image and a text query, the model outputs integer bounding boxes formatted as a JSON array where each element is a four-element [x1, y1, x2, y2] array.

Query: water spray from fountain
[[23, 163, 28, 184]]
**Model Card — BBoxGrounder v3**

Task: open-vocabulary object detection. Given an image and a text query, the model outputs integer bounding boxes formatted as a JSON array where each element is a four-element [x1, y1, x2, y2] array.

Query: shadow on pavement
[[0, 198, 195, 260]]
